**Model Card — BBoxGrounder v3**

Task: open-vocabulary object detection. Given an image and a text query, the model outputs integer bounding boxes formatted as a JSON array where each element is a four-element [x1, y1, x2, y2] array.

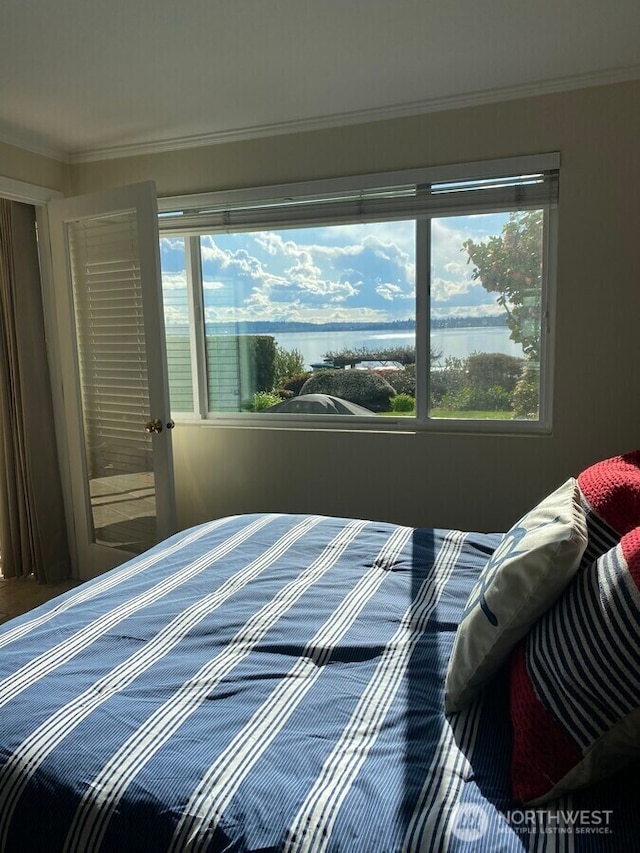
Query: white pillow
[[444, 478, 587, 713]]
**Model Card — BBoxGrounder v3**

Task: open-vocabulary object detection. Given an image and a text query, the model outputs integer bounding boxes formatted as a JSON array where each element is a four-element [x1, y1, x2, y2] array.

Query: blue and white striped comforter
[[0, 514, 636, 852]]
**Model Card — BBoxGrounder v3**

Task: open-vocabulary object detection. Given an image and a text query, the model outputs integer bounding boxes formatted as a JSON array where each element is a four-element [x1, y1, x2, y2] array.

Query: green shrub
[[280, 372, 312, 396], [512, 364, 540, 418], [378, 365, 415, 396], [273, 345, 306, 388], [481, 386, 513, 410], [390, 393, 415, 412], [430, 356, 466, 406], [465, 352, 524, 394], [440, 383, 513, 412], [300, 369, 396, 411], [440, 385, 475, 412], [430, 352, 524, 412], [249, 391, 282, 411]]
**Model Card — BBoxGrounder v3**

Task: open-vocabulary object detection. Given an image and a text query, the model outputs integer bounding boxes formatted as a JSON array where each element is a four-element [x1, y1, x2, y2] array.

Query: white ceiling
[[3, 0, 640, 163]]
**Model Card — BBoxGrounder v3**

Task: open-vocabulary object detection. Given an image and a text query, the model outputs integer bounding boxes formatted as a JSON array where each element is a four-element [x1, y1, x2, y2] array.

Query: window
[[158, 154, 558, 431]]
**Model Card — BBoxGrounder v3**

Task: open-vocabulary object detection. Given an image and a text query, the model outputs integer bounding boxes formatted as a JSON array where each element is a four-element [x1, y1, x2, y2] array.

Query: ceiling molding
[[4, 64, 640, 167]]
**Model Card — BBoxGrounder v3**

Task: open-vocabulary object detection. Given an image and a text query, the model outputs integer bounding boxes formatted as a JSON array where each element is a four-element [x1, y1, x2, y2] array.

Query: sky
[[160, 212, 512, 327]]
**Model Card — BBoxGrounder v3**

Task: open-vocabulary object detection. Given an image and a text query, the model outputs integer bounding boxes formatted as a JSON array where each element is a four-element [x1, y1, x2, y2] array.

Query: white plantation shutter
[[48, 181, 175, 578], [66, 210, 160, 553], [68, 212, 152, 478]]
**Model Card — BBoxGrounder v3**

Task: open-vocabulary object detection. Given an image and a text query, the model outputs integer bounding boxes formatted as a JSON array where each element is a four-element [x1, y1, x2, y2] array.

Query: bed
[[1, 455, 639, 852]]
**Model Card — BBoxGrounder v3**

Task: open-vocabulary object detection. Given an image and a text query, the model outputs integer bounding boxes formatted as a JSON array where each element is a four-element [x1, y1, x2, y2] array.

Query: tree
[[462, 211, 543, 361], [273, 344, 306, 388], [249, 336, 277, 392]]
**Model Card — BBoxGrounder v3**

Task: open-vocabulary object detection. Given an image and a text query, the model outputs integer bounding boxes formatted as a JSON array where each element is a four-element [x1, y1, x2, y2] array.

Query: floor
[[0, 472, 154, 625], [0, 574, 80, 625], [90, 471, 156, 555]]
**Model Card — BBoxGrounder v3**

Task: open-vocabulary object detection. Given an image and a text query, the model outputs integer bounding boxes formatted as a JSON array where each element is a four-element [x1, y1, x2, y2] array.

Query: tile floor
[[0, 574, 81, 625]]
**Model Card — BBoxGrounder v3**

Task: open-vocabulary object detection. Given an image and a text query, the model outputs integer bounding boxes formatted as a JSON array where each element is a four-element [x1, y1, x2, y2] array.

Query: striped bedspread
[[0, 513, 636, 852]]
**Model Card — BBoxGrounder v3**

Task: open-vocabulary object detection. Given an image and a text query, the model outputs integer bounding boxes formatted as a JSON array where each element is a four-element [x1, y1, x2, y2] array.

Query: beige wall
[[69, 80, 640, 532], [0, 141, 69, 194]]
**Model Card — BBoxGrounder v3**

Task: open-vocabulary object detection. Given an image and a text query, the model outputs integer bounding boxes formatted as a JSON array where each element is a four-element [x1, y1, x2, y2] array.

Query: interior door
[[48, 182, 176, 579]]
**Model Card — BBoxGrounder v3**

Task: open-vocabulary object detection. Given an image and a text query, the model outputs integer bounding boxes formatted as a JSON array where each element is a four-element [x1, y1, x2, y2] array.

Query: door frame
[[0, 176, 177, 580], [47, 182, 176, 579], [37, 202, 82, 577], [0, 177, 80, 575]]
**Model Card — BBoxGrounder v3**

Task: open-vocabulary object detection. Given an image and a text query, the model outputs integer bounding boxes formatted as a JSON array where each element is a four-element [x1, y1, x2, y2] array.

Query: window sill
[[169, 413, 552, 436]]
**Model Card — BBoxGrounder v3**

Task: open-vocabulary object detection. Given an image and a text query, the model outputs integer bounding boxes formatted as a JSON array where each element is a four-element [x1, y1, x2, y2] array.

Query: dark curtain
[[0, 199, 71, 582]]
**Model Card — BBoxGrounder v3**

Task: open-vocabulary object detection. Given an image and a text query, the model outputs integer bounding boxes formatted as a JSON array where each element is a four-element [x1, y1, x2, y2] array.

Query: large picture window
[[158, 154, 558, 431]]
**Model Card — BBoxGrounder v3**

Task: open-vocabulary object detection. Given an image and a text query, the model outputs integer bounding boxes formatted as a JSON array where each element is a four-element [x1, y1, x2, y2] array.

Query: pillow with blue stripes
[[445, 478, 587, 714], [510, 526, 640, 804]]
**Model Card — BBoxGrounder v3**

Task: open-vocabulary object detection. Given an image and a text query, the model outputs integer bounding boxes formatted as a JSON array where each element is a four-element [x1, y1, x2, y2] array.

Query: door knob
[[145, 418, 175, 433]]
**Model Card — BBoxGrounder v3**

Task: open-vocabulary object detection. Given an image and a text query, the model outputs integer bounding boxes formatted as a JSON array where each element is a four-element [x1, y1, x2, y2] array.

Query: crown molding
[[4, 64, 640, 167], [67, 64, 640, 164]]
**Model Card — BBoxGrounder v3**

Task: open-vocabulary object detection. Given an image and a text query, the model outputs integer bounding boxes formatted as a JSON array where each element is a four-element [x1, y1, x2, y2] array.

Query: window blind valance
[[157, 153, 559, 235]]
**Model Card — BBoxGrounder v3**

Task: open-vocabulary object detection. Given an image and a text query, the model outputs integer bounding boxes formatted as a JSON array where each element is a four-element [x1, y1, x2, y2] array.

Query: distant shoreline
[[163, 319, 522, 364], [189, 315, 508, 335]]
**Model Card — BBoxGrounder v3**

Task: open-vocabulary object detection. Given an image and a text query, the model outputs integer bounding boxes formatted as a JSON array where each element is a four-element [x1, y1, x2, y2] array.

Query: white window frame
[[158, 153, 559, 434]]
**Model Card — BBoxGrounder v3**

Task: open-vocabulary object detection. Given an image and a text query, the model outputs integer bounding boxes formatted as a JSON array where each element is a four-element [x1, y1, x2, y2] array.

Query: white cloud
[[160, 237, 184, 253], [431, 276, 474, 302], [163, 305, 189, 325], [253, 232, 300, 258], [162, 217, 517, 326], [376, 283, 404, 301], [196, 226, 419, 323], [443, 260, 470, 277], [285, 250, 322, 285], [203, 302, 389, 325], [161, 271, 187, 290], [253, 233, 280, 255]]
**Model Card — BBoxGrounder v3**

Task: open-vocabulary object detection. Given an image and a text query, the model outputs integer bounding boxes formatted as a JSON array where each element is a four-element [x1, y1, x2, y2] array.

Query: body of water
[[272, 326, 522, 368]]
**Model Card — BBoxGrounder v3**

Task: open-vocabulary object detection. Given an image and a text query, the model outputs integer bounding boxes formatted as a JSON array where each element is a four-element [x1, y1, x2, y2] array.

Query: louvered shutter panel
[[67, 211, 157, 553]]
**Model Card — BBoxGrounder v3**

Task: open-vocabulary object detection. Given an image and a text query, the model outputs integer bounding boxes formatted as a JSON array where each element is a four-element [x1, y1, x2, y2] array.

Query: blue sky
[[160, 213, 511, 326]]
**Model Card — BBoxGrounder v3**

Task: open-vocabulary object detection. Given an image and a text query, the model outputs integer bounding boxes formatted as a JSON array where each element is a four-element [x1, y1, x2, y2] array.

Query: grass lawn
[[430, 409, 514, 420], [380, 409, 514, 419]]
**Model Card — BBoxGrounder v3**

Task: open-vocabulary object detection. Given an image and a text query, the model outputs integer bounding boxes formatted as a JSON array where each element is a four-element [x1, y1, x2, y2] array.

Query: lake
[[165, 324, 525, 409], [272, 326, 522, 368]]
